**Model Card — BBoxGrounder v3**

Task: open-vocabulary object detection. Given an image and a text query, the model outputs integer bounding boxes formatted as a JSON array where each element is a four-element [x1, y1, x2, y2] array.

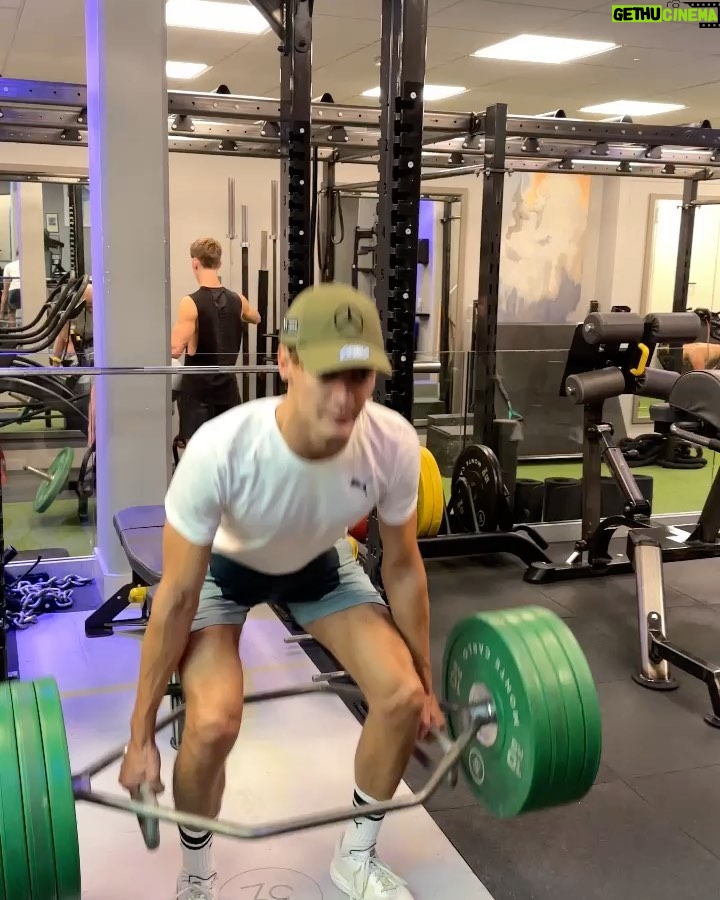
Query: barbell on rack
[[0, 605, 602, 899]]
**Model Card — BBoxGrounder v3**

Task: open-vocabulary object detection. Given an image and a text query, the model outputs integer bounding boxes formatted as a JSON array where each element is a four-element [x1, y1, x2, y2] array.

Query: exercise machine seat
[[113, 505, 165, 586], [669, 369, 720, 433], [649, 403, 676, 424]]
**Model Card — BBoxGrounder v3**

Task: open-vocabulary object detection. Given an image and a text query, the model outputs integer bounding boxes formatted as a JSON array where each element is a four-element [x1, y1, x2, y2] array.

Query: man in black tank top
[[171, 237, 260, 441]]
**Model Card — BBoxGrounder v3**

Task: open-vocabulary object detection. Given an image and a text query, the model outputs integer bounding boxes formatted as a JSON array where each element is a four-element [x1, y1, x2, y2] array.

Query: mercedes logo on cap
[[334, 304, 364, 337]]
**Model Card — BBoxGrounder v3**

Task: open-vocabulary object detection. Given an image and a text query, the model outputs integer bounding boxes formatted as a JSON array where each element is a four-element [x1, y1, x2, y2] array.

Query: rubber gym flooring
[[13, 546, 720, 899], [402, 550, 720, 900], [15, 603, 491, 899]]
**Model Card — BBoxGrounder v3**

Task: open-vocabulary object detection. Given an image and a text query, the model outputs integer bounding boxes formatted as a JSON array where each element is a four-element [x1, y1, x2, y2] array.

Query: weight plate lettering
[[34, 678, 82, 900], [505, 609, 571, 809], [10, 679, 58, 899], [532, 608, 602, 796], [451, 444, 503, 533], [0, 681, 30, 898], [443, 609, 552, 817], [418, 448, 444, 538], [34, 446, 74, 513]]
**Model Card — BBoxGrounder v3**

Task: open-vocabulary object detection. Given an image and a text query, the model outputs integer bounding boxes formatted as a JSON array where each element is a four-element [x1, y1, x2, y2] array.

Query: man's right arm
[[129, 524, 211, 743], [128, 431, 224, 745]]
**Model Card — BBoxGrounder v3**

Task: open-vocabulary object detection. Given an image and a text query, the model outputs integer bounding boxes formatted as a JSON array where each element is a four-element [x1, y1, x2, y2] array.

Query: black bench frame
[[84, 508, 163, 638]]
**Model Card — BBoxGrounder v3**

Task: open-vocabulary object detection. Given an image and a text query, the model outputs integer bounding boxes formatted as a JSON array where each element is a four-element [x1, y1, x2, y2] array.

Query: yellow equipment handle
[[629, 343, 649, 377]]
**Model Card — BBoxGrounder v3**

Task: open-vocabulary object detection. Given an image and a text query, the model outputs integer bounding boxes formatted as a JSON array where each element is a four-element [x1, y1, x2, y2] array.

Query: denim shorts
[[191, 537, 384, 632]]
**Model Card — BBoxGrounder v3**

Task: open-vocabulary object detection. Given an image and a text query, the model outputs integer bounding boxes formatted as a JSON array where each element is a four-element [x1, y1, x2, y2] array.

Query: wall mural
[[498, 172, 591, 323]]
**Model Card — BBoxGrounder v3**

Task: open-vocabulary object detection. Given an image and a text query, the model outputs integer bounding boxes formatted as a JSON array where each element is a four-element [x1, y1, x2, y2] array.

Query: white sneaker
[[330, 844, 414, 899], [176, 871, 218, 899]]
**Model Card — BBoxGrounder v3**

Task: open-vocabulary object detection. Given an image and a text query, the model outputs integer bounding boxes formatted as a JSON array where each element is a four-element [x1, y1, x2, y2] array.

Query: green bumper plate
[[503, 608, 571, 811], [532, 607, 602, 797], [34, 447, 74, 513], [10, 679, 58, 899], [443, 609, 547, 817], [35, 679, 81, 900], [443, 606, 602, 817], [0, 681, 31, 899]]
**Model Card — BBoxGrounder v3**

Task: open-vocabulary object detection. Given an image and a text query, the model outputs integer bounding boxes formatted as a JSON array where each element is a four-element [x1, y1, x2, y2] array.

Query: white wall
[[0, 194, 13, 267], [12, 182, 47, 327]]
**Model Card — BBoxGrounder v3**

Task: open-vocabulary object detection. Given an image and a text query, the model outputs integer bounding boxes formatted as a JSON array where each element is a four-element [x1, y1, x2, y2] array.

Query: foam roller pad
[[565, 368, 626, 404], [542, 477, 582, 523], [514, 478, 545, 524], [600, 474, 653, 518], [645, 312, 700, 343], [636, 368, 680, 401], [582, 312, 644, 345]]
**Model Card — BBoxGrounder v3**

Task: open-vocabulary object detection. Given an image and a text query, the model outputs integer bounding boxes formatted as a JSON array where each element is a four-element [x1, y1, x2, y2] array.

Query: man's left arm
[[377, 429, 432, 692], [378, 512, 432, 693], [240, 294, 262, 325]]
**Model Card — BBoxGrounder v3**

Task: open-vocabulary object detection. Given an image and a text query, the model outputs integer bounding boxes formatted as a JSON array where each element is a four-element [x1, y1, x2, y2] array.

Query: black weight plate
[[451, 444, 503, 533]]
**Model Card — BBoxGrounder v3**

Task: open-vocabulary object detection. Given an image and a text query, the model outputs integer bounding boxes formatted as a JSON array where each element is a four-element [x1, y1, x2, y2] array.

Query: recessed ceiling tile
[[430, 0, 571, 32]]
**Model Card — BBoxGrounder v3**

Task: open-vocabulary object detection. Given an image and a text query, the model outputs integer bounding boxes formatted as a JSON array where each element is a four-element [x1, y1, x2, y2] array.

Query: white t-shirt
[[165, 396, 421, 574], [3, 259, 19, 291]]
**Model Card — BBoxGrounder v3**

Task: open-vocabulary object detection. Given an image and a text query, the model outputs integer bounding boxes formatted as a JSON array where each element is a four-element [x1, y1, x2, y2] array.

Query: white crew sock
[[179, 826, 216, 881], [340, 785, 386, 859]]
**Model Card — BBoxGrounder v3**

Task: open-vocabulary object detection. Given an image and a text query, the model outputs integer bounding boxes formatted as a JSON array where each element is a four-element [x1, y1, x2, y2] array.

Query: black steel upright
[[279, 0, 313, 313], [373, 0, 429, 421], [68, 183, 86, 275], [472, 103, 508, 445]]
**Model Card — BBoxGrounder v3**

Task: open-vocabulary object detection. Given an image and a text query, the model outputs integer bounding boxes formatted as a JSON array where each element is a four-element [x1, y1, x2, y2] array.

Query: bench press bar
[[70, 679, 489, 843]]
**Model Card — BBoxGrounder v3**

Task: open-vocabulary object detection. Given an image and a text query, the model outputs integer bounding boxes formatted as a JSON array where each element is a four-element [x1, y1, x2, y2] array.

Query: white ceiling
[[1, 0, 720, 125]]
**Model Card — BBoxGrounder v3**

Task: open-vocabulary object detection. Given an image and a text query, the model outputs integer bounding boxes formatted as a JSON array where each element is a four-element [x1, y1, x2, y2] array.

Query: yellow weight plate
[[346, 535, 360, 560], [420, 447, 444, 537], [417, 451, 434, 537]]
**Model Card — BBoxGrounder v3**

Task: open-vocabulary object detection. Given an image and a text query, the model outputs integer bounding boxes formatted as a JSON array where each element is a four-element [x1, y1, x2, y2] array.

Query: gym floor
[[13, 544, 720, 899]]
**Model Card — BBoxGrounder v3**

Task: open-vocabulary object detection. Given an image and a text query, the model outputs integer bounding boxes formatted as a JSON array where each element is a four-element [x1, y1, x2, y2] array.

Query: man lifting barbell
[[120, 283, 444, 900]]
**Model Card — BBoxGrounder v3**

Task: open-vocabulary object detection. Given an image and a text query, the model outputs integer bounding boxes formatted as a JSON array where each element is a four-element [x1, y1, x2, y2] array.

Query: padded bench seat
[[669, 369, 720, 433], [113, 505, 165, 586]]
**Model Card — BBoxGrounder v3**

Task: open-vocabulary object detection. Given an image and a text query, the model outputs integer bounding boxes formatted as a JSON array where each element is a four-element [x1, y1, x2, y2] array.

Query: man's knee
[[183, 694, 243, 759], [368, 670, 425, 724]]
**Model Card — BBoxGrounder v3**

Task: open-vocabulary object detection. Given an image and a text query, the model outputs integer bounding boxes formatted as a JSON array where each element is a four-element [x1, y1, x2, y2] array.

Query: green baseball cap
[[280, 283, 391, 377]]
